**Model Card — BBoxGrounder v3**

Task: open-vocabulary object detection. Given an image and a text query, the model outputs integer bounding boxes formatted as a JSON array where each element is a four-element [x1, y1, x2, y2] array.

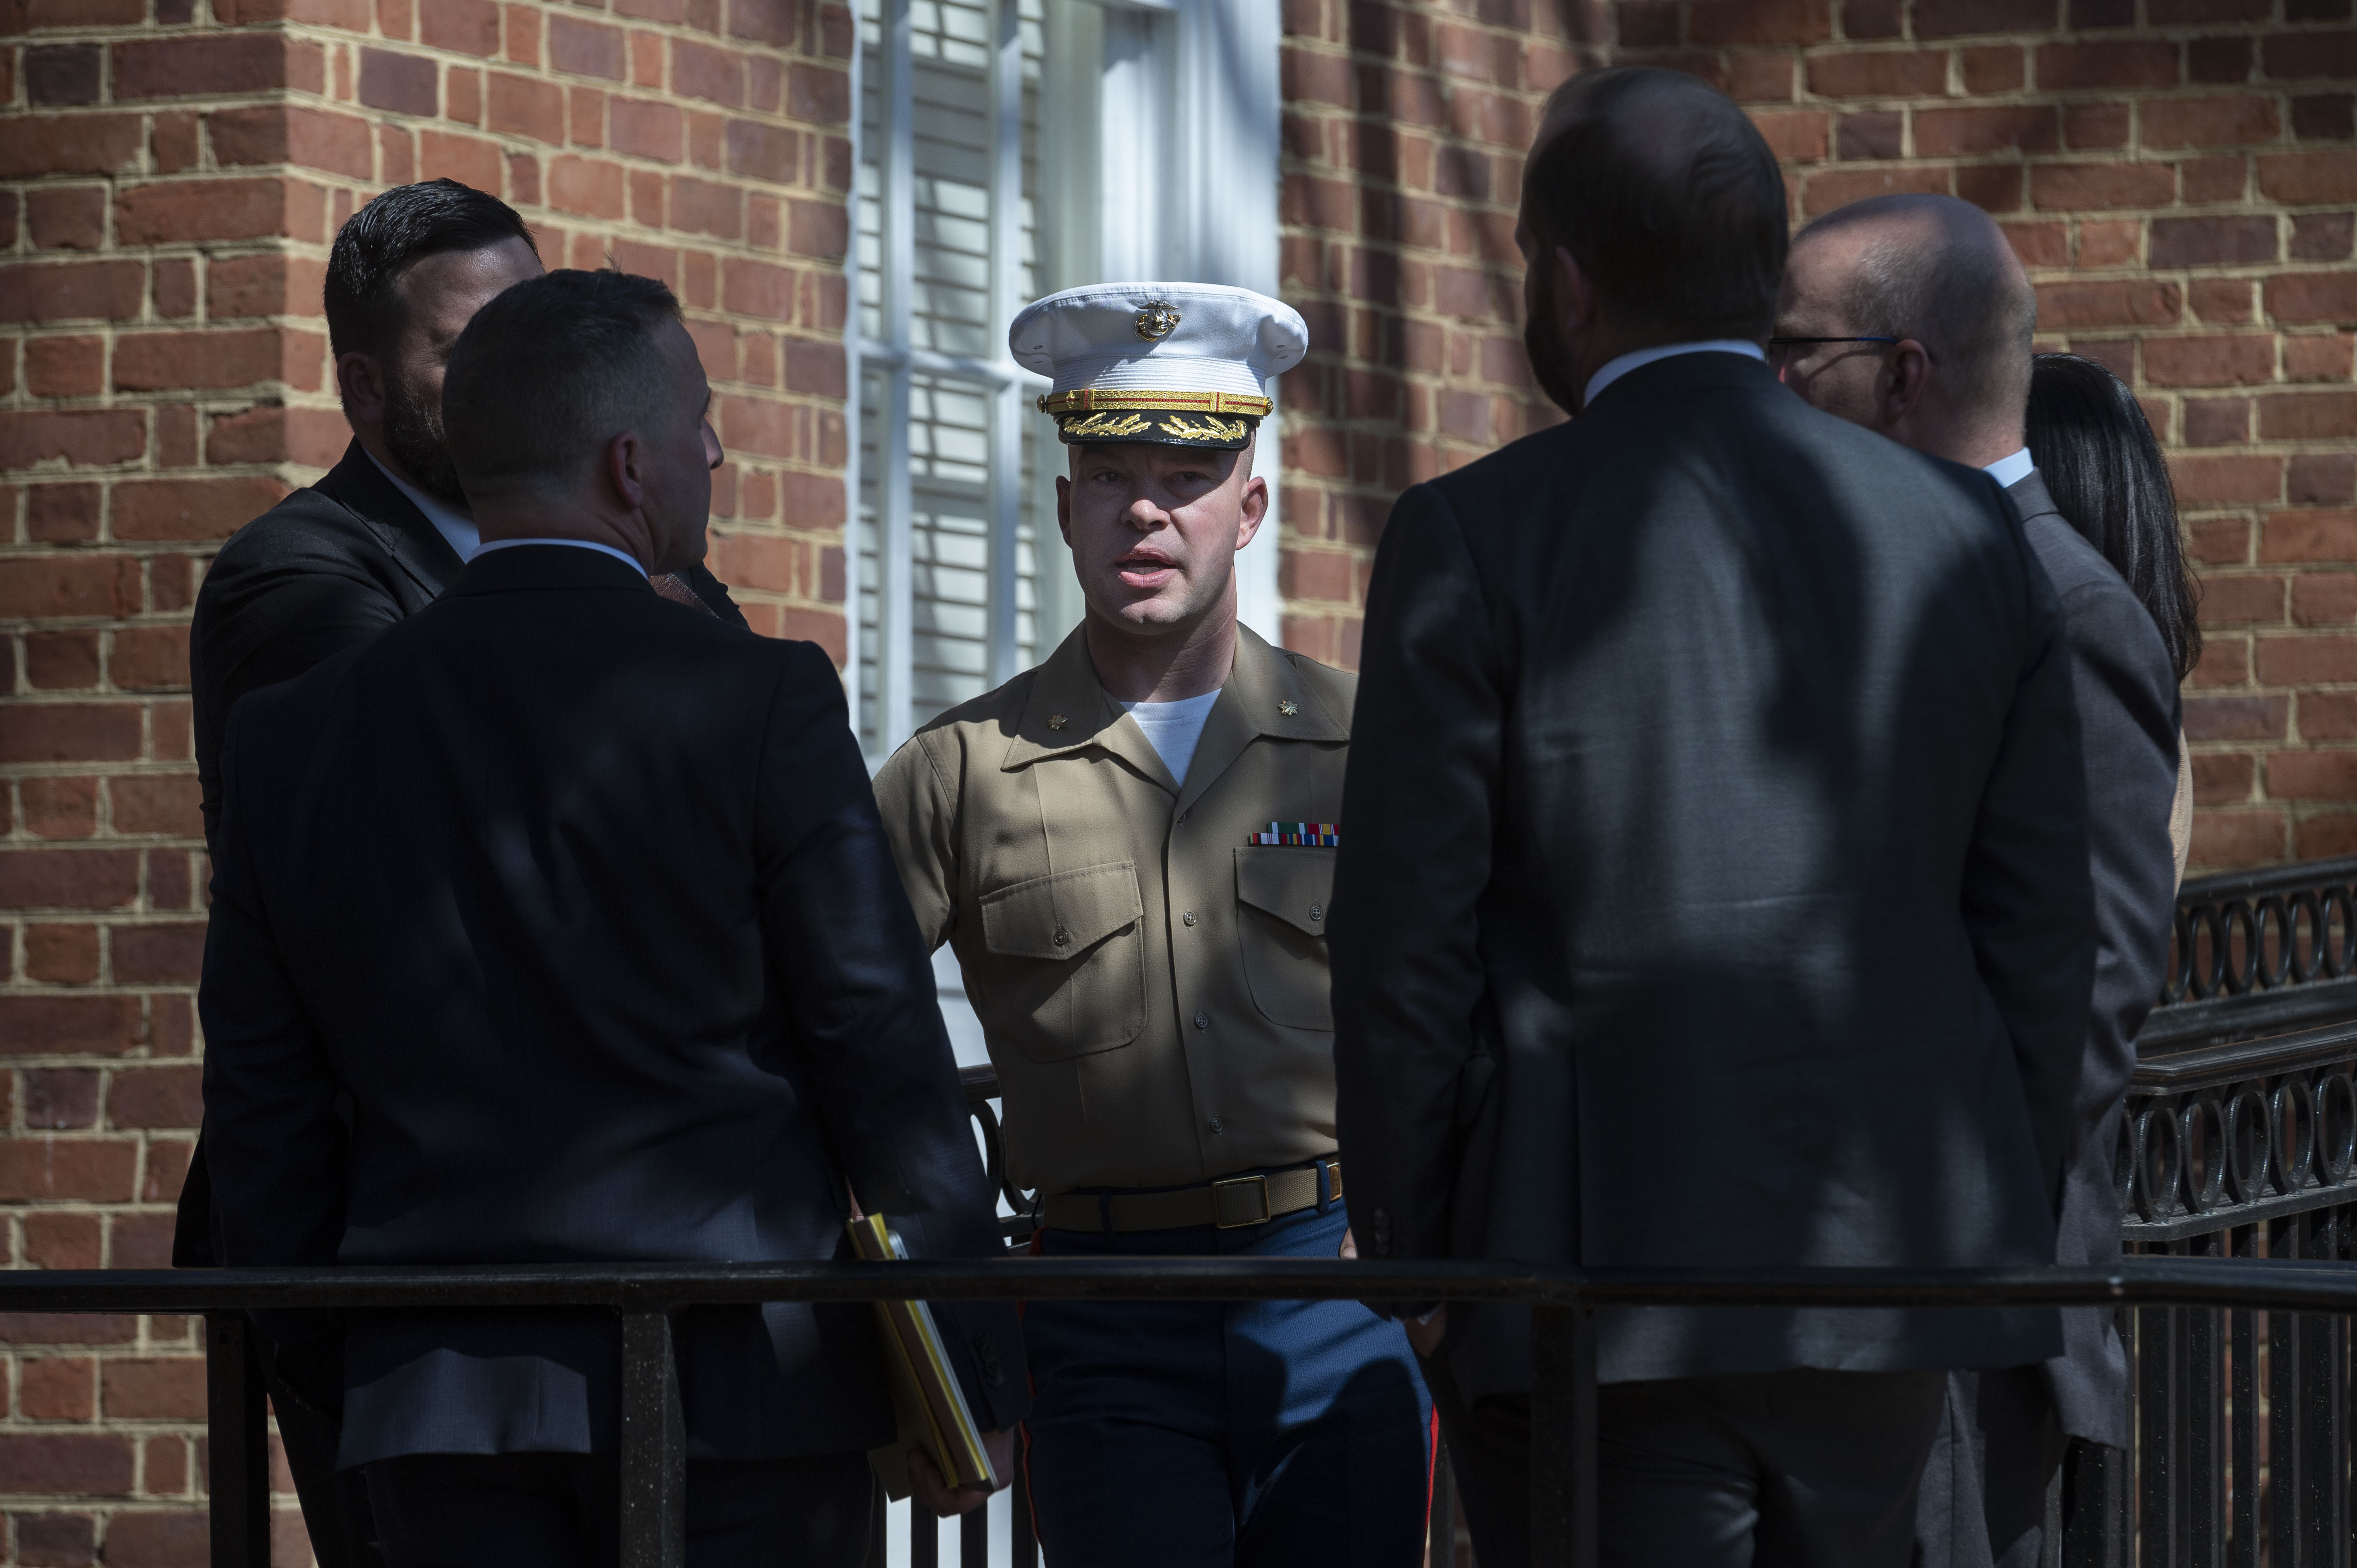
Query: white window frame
[[844, 0, 1282, 766]]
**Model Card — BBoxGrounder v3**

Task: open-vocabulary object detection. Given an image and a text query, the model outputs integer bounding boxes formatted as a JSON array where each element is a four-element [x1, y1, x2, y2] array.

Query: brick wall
[[6, 0, 2357, 1549], [1275, 0, 2357, 876], [1277, 0, 1576, 676], [0, 0, 851, 1552]]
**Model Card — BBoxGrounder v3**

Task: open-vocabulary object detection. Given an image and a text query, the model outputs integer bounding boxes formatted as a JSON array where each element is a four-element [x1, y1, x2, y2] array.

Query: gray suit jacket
[[2007, 469, 2180, 1447], [1331, 352, 2096, 1397]]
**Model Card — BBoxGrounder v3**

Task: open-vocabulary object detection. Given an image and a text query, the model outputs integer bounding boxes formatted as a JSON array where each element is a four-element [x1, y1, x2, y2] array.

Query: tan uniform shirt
[[873, 623, 1355, 1199]]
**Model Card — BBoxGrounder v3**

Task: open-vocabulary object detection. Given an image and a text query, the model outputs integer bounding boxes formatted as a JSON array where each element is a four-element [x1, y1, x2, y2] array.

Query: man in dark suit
[[178, 181, 743, 1563], [191, 178, 743, 850], [199, 268, 1023, 1563], [1329, 69, 2096, 1568], [1776, 193, 2180, 1568]]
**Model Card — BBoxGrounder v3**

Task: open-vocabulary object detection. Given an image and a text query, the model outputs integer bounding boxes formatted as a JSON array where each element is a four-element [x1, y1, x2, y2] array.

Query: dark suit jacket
[[1330, 352, 2096, 1398], [198, 544, 1023, 1466], [176, 439, 743, 1265], [192, 439, 745, 844], [2007, 470, 2179, 1448]]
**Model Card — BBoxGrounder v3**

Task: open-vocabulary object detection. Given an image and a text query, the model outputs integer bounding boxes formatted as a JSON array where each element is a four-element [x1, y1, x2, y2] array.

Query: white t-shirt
[[1121, 690, 1222, 785]]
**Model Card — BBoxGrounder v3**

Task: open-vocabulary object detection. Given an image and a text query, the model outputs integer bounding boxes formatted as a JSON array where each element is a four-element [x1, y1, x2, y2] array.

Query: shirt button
[[1309, 903, 1323, 921], [1208, 1117, 1224, 1135], [1194, 1012, 1209, 1031], [1183, 911, 1197, 927], [1051, 925, 1070, 947], [1176, 811, 1187, 825]]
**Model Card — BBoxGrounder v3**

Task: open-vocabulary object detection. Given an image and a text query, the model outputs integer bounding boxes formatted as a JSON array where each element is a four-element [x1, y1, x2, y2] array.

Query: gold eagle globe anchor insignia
[[1133, 301, 1181, 342]]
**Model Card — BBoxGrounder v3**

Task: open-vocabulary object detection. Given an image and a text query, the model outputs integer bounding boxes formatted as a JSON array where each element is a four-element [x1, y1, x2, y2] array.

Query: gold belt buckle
[[1211, 1174, 1272, 1228]]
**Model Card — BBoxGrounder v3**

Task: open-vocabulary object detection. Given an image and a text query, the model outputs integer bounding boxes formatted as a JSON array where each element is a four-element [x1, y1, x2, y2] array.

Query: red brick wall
[[7, 0, 2357, 1546], [1, 0, 851, 1550], [1277, 1, 1580, 674], [1276, 0, 2357, 876]]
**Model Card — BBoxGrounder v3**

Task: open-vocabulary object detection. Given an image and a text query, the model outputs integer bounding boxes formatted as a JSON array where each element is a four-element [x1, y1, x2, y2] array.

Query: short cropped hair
[[323, 179, 536, 363], [442, 269, 684, 489], [1522, 68, 1788, 340], [1803, 198, 2038, 422]]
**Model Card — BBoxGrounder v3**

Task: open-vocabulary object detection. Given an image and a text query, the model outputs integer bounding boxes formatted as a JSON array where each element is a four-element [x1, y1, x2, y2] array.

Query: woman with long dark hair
[[2026, 352, 2200, 882]]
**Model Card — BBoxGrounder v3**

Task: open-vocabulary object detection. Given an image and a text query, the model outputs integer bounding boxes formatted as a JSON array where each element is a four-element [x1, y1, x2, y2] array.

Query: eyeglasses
[[1766, 335, 1900, 361]]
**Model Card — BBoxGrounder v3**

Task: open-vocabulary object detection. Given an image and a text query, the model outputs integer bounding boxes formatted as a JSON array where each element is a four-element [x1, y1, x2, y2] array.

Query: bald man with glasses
[[1775, 193, 2180, 1568]]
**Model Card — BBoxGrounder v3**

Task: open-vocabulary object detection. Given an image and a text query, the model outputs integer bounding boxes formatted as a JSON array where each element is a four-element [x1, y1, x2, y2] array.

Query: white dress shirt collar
[[1583, 339, 1767, 409], [472, 537, 650, 578], [362, 447, 479, 562], [1982, 447, 2036, 489]]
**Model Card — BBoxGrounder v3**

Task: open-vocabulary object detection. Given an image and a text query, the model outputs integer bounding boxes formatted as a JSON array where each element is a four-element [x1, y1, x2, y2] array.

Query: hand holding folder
[[849, 1212, 1007, 1514]]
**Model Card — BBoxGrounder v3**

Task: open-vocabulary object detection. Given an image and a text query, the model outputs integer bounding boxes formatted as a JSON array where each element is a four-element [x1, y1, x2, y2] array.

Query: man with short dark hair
[[178, 179, 745, 1565], [192, 179, 743, 849], [1331, 68, 2097, 1568], [1776, 194, 2180, 1568], [200, 269, 1023, 1563]]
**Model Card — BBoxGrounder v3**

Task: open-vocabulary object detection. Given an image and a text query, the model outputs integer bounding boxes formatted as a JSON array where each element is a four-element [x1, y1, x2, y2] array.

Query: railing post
[[2059, 1436, 2130, 1568], [1531, 1302, 1597, 1568], [1012, 1445, 1038, 1567], [619, 1310, 686, 1568], [1429, 1432, 1457, 1568], [205, 1313, 270, 1568]]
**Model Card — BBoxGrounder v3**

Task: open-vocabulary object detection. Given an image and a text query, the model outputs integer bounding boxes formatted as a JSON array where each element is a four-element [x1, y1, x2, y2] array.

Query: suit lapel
[[2004, 470, 2064, 528], [313, 441, 467, 596]]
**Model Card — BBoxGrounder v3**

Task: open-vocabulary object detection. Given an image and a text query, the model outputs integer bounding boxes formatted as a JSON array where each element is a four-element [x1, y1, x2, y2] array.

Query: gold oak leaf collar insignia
[[1278, 700, 1299, 717]]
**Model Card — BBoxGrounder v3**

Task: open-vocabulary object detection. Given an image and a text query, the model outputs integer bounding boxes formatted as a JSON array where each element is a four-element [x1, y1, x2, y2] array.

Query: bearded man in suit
[[1775, 192, 2180, 1568], [1331, 68, 2097, 1568], [191, 178, 744, 851], [176, 179, 743, 1564]]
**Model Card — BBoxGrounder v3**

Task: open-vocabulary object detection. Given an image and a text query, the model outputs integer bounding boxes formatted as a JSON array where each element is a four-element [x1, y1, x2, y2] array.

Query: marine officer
[[873, 283, 1432, 1567]]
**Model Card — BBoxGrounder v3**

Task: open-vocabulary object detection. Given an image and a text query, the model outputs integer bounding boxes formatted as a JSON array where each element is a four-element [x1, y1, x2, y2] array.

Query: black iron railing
[[9, 1259, 2357, 1568], [2150, 856, 2357, 1046], [2102, 860, 2357, 1568], [78, 858, 2357, 1567]]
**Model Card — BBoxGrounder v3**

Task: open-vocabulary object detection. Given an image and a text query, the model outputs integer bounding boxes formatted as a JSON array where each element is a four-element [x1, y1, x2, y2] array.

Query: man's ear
[[1552, 244, 1597, 335], [1053, 473, 1073, 548], [603, 429, 647, 512], [1233, 471, 1268, 554], [336, 352, 389, 429], [1877, 339, 1934, 434]]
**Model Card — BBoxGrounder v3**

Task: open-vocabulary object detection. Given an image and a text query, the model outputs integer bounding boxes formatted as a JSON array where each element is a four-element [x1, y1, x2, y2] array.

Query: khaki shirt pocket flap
[[1235, 847, 1334, 938], [980, 860, 1144, 961]]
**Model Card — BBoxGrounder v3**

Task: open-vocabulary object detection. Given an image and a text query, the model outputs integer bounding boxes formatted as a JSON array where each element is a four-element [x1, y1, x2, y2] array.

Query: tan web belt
[[1040, 1161, 1342, 1234]]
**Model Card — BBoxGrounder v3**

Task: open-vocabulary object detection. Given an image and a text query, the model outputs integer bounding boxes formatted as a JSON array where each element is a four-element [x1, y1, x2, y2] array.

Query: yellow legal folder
[[849, 1212, 1000, 1501]]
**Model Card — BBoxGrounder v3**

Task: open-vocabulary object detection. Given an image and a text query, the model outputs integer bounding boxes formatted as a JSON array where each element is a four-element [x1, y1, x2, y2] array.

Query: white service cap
[[1008, 282, 1309, 450]]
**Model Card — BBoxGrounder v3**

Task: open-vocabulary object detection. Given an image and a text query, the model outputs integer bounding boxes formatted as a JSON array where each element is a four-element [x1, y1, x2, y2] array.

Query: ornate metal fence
[[2103, 856, 2357, 1568]]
